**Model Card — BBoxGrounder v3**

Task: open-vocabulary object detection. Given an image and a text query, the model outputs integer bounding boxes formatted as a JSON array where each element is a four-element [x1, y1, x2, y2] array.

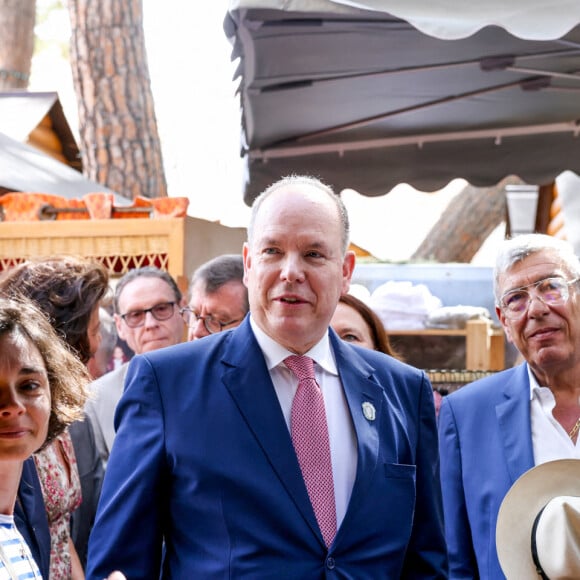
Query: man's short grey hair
[[190, 254, 249, 313], [493, 234, 580, 304], [247, 175, 350, 256], [114, 266, 182, 313]]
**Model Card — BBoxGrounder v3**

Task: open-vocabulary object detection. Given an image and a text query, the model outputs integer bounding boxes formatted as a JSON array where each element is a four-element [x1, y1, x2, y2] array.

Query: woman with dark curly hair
[[0, 256, 110, 579], [0, 297, 89, 578], [1, 257, 110, 365]]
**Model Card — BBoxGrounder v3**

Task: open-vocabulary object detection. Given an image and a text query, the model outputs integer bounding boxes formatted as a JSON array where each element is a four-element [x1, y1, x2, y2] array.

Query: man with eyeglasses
[[85, 266, 186, 466], [438, 233, 580, 580], [183, 254, 249, 341]]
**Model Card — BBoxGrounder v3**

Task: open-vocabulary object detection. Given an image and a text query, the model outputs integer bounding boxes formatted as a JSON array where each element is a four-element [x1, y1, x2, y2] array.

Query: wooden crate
[[389, 319, 505, 371]]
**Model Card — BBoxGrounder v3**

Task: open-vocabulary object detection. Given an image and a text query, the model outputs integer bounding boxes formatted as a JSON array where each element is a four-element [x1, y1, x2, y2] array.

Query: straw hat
[[496, 459, 580, 579]]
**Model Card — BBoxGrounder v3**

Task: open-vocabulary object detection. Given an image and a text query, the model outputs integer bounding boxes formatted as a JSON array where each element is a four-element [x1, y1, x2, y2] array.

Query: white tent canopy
[[228, 0, 580, 40], [316, 0, 580, 40]]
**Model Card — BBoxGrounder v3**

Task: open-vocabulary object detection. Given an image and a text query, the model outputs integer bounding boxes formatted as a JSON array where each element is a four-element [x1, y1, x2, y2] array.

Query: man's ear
[[114, 313, 127, 341], [341, 250, 356, 294], [242, 242, 251, 287], [496, 305, 514, 344]]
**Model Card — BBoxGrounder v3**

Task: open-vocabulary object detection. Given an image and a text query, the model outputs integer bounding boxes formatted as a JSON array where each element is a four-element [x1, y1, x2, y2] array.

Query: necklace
[[569, 417, 580, 440]]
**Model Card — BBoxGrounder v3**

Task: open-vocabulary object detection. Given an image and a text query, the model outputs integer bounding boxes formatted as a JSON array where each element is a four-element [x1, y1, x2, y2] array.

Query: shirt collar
[[528, 364, 545, 401], [249, 314, 338, 375]]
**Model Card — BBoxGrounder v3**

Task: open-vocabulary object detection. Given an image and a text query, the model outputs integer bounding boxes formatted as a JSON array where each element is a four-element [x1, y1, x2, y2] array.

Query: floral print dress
[[34, 429, 82, 579]]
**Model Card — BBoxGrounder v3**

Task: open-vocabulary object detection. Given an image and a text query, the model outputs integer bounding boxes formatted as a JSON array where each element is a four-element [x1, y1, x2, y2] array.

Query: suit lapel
[[220, 322, 389, 544], [330, 334, 385, 528], [496, 364, 535, 483], [220, 320, 322, 542]]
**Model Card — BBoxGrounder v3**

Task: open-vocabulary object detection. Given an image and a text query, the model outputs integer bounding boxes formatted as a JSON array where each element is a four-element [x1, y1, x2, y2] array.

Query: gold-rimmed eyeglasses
[[499, 276, 579, 319]]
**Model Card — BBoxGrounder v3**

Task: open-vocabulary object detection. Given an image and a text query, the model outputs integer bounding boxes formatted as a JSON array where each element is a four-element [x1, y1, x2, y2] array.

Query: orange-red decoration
[[0, 192, 189, 222]]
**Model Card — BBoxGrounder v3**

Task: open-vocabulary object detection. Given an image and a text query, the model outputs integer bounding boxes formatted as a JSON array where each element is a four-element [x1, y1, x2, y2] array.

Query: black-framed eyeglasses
[[180, 307, 242, 334], [120, 301, 177, 328], [499, 276, 579, 319]]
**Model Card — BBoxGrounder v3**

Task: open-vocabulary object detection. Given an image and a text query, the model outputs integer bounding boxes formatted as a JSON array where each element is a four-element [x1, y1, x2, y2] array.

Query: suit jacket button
[[326, 556, 336, 570]]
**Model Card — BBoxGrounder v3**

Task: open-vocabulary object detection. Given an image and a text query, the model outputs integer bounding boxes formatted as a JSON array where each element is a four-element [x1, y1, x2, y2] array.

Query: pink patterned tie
[[285, 355, 337, 547]]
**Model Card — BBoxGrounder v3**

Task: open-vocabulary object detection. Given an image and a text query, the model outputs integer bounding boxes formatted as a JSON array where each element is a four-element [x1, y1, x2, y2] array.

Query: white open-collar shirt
[[529, 366, 580, 464], [249, 316, 357, 527]]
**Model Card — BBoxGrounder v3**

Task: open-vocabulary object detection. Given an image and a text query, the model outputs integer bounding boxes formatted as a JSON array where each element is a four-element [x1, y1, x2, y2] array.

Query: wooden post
[[465, 319, 491, 370], [489, 330, 505, 371], [465, 319, 505, 370]]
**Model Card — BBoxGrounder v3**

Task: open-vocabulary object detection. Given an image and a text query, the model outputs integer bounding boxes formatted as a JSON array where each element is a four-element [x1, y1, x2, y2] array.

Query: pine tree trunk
[[67, 0, 167, 199], [411, 176, 523, 263], [0, 0, 35, 89]]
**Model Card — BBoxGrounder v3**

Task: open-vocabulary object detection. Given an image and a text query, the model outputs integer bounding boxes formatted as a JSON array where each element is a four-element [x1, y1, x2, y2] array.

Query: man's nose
[[280, 254, 305, 282], [189, 317, 209, 340], [527, 293, 550, 317], [143, 310, 159, 327]]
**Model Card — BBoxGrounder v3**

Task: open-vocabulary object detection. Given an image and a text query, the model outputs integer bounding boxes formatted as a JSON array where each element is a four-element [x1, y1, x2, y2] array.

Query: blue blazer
[[438, 363, 534, 580], [87, 318, 447, 579], [15, 457, 51, 579]]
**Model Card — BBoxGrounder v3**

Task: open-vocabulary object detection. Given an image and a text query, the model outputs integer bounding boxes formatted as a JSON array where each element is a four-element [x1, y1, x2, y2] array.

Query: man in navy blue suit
[[439, 233, 580, 579], [87, 175, 447, 579]]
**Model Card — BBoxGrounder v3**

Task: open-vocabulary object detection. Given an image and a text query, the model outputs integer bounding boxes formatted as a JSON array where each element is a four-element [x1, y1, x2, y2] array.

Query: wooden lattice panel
[[0, 218, 185, 280], [0, 254, 169, 276], [0, 258, 23, 271], [0, 215, 248, 288], [99, 254, 169, 275]]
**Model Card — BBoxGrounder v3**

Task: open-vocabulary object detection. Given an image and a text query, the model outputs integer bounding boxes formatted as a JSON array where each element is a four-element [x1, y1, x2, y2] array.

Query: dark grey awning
[[225, 1, 580, 204]]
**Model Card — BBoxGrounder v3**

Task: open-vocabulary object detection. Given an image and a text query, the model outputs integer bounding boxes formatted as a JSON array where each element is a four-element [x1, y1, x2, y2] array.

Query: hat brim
[[496, 459, 580, 578]]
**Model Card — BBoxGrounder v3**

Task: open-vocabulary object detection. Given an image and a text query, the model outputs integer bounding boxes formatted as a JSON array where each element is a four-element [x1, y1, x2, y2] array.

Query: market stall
[[0, 192, 247, 289]]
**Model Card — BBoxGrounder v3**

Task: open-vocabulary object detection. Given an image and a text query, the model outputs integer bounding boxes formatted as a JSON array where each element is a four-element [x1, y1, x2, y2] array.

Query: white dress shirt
[[249, 316, 357, 528], [529, 366, 580, 465]]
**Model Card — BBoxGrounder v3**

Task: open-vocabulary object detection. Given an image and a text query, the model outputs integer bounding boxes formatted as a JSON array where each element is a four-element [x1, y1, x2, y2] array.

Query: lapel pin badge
[[362, 401, 376, 421]]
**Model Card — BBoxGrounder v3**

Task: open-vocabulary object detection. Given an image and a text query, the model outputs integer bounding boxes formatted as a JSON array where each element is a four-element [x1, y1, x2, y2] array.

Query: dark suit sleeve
[[401, 374, 449, 578], [438, 396, 478, 578], [70, 414, 105, 570], [86, 355, 167, 580]]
